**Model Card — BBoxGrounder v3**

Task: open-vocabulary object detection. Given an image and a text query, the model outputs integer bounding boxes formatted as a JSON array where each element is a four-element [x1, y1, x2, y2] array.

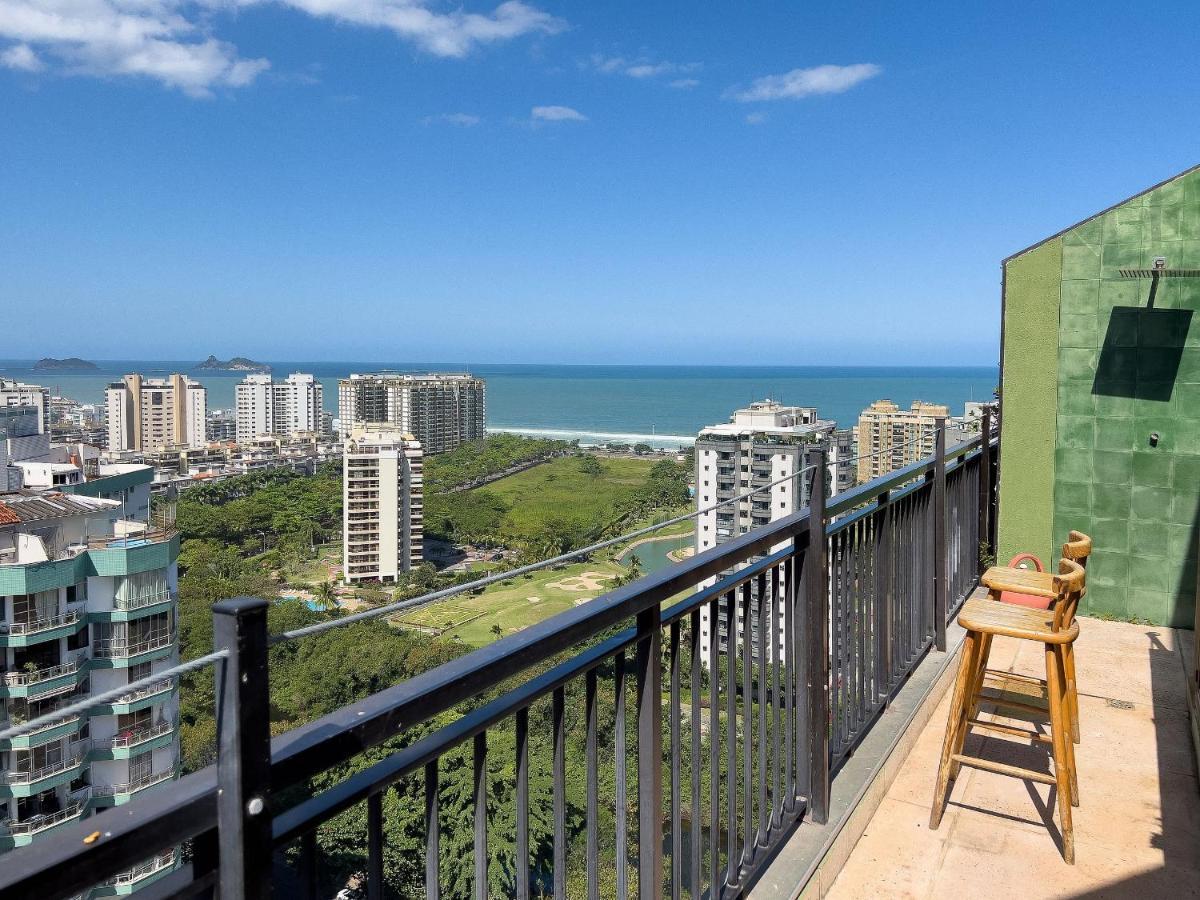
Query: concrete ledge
[[749, 618, 969, 899]]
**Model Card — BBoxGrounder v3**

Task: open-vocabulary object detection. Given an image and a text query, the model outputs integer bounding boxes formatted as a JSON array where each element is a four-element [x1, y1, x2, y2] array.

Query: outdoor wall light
[[1149, 432, 1160, 447]]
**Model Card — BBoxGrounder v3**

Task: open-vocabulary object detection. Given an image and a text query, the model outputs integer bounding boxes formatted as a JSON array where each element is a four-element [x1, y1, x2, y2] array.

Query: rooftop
[[0, 491, 117, 524]]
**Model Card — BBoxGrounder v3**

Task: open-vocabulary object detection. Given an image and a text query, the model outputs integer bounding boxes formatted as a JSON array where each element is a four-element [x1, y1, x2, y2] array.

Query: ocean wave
[[489, 426, 695, 446]]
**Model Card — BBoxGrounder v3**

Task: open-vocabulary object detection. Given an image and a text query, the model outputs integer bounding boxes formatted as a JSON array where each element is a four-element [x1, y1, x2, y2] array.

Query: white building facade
[[0, 492, 181, 891], [0, 380, 50, 436], [106, 375, 207, 452], [337, 373, 485, 455], [342, 427, 423, 584], [694, 401, 844, 661], [234, 373, 324, 443]]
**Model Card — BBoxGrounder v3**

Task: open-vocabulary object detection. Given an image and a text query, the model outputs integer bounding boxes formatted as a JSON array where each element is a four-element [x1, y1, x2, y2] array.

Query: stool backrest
[[1051, 558, 1086, 633], [1062, 531, 1092, 569]]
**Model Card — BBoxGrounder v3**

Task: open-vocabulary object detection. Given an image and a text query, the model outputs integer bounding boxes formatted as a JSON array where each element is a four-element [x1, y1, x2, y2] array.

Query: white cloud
[[669, 77, 698, 90], [588, 53, 699, 82], [423, 111, 481, 126], [1, 41, 41, 70], [256, 0, 564, 60], [726, 63, 881, 102], [531, 104, 585, 122], [0, 0, 562, 95], [745, 112, 766, 125]]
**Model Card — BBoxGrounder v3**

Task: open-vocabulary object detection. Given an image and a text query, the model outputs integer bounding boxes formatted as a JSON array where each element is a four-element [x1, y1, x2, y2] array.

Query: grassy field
[[483, 455, 655, 540], [394, 558, 627, 646]]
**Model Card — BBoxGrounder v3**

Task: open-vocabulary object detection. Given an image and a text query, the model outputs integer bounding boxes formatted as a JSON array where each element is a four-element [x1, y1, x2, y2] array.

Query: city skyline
[[5, 3, 1199, 364]]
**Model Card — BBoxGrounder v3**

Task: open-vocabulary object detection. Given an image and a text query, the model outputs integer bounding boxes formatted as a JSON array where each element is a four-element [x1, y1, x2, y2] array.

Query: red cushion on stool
[[999, 590, 1053, 610]]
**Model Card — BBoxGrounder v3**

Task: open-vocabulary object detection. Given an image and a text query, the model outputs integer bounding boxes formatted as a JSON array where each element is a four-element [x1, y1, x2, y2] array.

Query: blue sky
[[2, 1, 1198, 365]]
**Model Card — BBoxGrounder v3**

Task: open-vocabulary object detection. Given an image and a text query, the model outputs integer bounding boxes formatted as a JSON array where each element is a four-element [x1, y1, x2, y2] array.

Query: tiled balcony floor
[[825, 619, 1200, 899]]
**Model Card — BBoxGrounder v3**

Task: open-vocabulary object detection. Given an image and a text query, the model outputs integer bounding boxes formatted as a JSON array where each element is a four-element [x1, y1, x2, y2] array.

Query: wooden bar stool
[[929, 558, 1086, 863], [978, 532, 1091, 745]]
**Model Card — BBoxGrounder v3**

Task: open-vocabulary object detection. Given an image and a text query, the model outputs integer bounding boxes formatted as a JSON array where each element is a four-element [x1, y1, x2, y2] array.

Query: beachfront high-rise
[[105, 375, 207, 452], [694, 400, 843, 659], [0, 491, 181, 889], [234, 372, 324, 443], [337, 373, 485, 455], [854, 399, 949, 483], [342, 427, 423, 584]]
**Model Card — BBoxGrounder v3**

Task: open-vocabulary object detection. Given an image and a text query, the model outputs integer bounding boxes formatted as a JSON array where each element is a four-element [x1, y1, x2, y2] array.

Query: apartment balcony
[[86, 529, 179, 579], [0, 704, 83, 751], [0, 610, 84, 647], [90, 678, 176, 716], [92, 768, 177, 807], [91, 632, 175, 667], [89, 589, 176, 624], [0, 792, 89, 851], [0, 741, 89, 798], [0, 659, 84, 699], [93, 850, 179, 896], [86, 719, 178, 764]]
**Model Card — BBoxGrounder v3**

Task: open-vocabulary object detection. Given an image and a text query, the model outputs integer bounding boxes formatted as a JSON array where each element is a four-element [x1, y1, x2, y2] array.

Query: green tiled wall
[[1046, 168, 1200, 626]]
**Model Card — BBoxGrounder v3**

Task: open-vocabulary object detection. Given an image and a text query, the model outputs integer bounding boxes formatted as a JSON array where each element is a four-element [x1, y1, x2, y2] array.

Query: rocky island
[[32, 357, 98, 371], [196, 355, 270, 372]]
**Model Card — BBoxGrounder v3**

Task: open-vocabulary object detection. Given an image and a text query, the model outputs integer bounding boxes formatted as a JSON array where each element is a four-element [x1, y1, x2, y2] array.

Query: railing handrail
[[112, 678, 175, 705], [103, 849, 177, 885], [0, 611, 80, 636], [0, 741, 89, 783], [2, 659, 80, 686], [108, 719, 174, 749], [1, 796, 88, 835], [92, 631, 175, 657], [114, 589, 173, 611], [86, 527, 177, 550], [93, 767, 176, 796]]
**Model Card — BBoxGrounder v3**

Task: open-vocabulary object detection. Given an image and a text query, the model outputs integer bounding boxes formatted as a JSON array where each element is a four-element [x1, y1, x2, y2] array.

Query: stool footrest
[[967, 718, 1053, 744], [949, 753, 1057, 785]]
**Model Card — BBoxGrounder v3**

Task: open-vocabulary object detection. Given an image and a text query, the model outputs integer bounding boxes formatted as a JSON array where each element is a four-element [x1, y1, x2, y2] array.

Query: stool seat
[[958, 598, 1080, 645], [981, 565, 1057, 599]]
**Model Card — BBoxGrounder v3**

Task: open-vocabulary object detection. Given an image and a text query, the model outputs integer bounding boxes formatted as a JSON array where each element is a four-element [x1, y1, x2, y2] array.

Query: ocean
[[0, 361, 997, 448]]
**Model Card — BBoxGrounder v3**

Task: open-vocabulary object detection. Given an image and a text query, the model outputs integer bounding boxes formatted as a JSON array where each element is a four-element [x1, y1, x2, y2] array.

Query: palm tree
[[314, 580, 338, 612]]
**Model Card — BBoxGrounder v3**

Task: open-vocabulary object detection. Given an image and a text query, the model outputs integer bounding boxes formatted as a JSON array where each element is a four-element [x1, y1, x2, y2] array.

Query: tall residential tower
[[0, 492, 181, 888], [342, 427, 423, 584], [693, 400, 844, 660], [234, 373, 324, 442], [106, 375, 207, 452], [337, 373, 485, 455]]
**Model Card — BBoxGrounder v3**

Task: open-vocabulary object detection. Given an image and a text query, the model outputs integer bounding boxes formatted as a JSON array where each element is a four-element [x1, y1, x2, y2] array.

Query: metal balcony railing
[[111, 678, 174, 706], [107, 720, 175, 750], [86, 528, 176, 550], [93, 768, 176, 797], [1, 742, 89, 785], [102, 850, 177, 886], [0, 611, 80, 637], [92, 632, 175, 659], [114, 590, 173, 612], [2, 660, 80, 687], [1, 794, 88, 836], [0, 416, 1000, 900]]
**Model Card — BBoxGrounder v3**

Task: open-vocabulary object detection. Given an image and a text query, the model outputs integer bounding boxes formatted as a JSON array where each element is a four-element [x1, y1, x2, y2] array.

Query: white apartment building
[[342, 427, 423, 583], [106, 375, 207, 452], [694, 400, 843, 661], [337, 373, 485, 455], [234, 373, 324, 442], [0, 491, 181, 889], [0, 380, 50, 436]]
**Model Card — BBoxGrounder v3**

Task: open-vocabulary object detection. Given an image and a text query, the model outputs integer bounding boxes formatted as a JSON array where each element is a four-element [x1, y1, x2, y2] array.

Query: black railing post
[[213, 597, 273, 900], [636, 604, 663, 896], [989, 405, 1000, 551], [932, 419, 948, 652], [804, 447, 830, 824], [978, 408, 993, 573], [873, 489, 892, 705]]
